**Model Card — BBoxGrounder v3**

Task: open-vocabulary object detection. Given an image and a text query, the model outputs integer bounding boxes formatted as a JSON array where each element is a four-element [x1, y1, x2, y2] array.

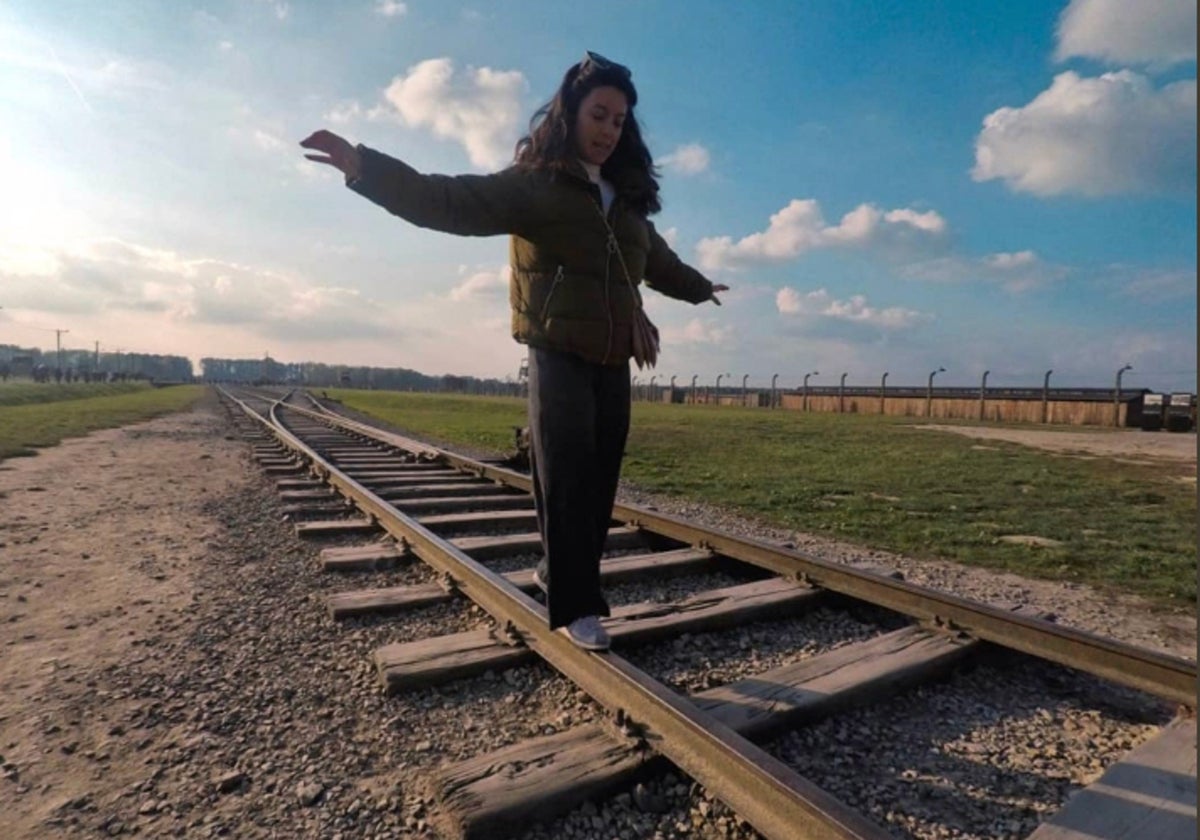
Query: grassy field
[[328, 389, 1197, 607], [0, 380, 154, 407], [0, 384, 207, 460]]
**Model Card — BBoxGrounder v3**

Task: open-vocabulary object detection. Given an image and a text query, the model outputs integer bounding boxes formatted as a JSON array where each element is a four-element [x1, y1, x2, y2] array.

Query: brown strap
[[591, 200, 644, 310]]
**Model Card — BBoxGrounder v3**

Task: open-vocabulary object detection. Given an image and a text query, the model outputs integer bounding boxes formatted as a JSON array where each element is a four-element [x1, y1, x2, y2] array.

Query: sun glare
[[0, 135, 90, 267]]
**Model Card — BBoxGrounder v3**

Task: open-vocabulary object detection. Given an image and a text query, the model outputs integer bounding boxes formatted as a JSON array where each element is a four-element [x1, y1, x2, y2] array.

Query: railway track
[[219, 385, 1197, 840]]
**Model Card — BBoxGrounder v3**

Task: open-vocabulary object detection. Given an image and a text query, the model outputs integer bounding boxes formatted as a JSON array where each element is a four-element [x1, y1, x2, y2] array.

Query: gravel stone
[[1, 394, 1190, 840]]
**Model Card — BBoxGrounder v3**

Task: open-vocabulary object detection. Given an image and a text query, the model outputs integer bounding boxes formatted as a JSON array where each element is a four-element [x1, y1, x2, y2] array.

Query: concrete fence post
[[1042, 369, 1052, 424], [1114, 364, 1132, 427]]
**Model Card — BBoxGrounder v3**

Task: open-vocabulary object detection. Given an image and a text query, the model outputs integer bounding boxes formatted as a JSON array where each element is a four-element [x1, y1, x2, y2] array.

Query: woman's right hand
[[300, 129, 362, 180]]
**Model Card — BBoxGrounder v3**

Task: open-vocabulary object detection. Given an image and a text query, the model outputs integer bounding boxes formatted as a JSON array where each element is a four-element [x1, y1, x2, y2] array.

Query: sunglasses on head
[[579, 51, 632, 80]]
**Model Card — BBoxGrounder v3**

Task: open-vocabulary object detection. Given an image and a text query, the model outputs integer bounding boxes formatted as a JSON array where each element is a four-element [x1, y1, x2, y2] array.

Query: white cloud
[[0, 238, 401, 341], [903, 251, 1068, 293], [325, 100, 363, 124], [257, 0, 290, 21], [983, 250, 1037, 270], [1112, 266, 1197, 302], [696, 199, 947, 272], [448, 265, 510, 301], [1056, 0, 1196, 67], [1036, 327, 1196, 388], [776, 287, 928, 329], [252, 128, 285, 151], [660, 317, 733, 346], [376, 1, 408, 17], [377, 57, 526, 170], [659, 227, 678, 249], [972, 70, 1196, 197], [218, 40, 234, 52], [882, 208, 946, 234], [660, 143, 711, 175]]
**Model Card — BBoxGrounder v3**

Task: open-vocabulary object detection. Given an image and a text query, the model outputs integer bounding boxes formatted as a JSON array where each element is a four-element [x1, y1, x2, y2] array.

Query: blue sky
[[1, 0, 1195, 390]]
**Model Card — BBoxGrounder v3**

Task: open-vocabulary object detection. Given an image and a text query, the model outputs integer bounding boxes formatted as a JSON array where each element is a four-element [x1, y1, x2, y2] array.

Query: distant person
[[302, 52, 728, 650]]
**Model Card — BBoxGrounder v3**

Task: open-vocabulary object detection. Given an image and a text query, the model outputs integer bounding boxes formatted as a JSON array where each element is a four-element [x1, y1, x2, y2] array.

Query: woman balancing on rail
[[301, 52, 728, 651]]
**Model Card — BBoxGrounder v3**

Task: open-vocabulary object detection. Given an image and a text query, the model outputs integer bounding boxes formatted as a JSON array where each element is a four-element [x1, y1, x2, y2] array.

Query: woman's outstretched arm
[[300, 129, 537, 237], [643, 221, 729, 305]]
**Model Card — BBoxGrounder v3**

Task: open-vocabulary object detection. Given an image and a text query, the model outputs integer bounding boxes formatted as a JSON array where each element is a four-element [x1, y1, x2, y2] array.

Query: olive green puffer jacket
[[348, 146, 715, 366]]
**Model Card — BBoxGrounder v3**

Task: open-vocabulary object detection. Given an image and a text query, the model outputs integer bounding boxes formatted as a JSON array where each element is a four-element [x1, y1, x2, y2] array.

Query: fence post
[[1042, 369, 1052, 424], [1114, 364, 1132, 427], [803, 371, 818, 412], [927, 367, 945, 418]]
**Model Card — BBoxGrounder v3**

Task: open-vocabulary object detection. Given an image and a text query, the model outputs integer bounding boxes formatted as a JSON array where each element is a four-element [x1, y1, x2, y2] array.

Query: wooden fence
[[646, 386, 1180, 428]]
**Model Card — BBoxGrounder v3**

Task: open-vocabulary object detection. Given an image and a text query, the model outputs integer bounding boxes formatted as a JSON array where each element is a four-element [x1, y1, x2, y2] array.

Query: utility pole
[[56, 328, 69, 372]]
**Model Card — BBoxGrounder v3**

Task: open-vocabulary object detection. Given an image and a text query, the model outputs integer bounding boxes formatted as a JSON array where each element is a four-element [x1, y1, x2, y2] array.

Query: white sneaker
[[557, 616, 610, 651]]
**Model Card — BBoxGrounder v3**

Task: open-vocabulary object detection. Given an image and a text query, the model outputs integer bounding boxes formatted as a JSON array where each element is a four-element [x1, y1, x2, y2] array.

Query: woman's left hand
[[300, 129, 362, 180], [710, 283, 730, 305]]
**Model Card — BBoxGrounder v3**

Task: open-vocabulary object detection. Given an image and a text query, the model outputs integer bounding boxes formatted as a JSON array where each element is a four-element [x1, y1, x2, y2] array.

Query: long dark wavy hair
[[514, 57, 661, 216]]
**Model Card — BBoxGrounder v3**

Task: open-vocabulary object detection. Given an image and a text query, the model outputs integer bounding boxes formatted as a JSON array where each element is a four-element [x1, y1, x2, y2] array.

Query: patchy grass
[[328, 389, 1196, 606], [327, 389, 527, 453], [0, 381, 153, 407], [0, 385, 206, 461]]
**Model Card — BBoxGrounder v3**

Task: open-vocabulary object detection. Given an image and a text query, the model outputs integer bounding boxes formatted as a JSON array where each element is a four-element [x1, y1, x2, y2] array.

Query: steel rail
[[223, 391, 891, 840], [295, 395, 1197, 707]]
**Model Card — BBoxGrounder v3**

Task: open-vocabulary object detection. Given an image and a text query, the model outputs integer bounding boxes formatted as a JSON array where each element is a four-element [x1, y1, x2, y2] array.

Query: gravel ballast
[[0, 395, 1191, 839]]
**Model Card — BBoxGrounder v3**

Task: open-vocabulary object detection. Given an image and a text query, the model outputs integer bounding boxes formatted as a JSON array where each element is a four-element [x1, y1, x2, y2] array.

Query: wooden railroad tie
[[373, 578, 823, 694], [325, 548, 714, 618], [434, 624, 975, 839], [1026, 715, 1196, 840]]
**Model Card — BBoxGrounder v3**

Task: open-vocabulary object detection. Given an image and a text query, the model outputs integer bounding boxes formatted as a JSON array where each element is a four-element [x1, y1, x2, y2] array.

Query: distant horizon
[[1, 341, 1189, 394], [1, 1, 1194, 391]]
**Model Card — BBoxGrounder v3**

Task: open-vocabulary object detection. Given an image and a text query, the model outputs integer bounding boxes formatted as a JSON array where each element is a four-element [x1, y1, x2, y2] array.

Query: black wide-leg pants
[[527, 346, 630, 629]]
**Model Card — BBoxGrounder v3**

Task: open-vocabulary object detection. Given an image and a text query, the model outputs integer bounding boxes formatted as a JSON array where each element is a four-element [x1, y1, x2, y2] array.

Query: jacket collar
[[561, 158, 595, 186], [554, 160, 621, 214]]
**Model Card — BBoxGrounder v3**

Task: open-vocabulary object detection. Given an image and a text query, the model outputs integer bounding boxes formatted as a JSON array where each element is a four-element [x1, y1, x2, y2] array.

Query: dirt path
[[0, 399, 249, 837], [917, 424, 1196, 466]]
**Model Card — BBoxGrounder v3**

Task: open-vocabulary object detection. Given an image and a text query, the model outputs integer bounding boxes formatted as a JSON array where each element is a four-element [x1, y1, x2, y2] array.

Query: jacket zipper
[[540, 265, 565, 322], [602, 244, 614, 364], [597, 191, 617, 365]]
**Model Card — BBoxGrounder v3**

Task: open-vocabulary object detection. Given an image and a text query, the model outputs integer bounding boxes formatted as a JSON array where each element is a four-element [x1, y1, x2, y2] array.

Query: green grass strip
[[0, 385, 206, 460], [0, 381, 154, 407], [329, 389, 1196, 607]]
